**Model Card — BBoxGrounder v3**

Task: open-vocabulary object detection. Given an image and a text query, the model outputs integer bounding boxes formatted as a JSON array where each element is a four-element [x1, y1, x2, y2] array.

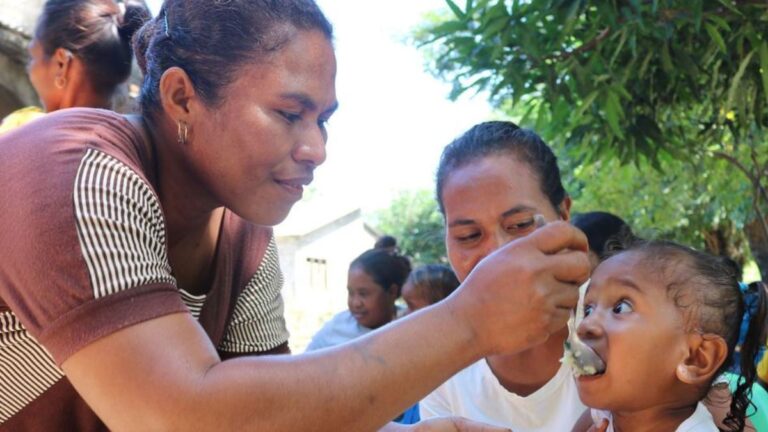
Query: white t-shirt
[[420, 359, 586, 431], [305, 310, 372, 351], [592, 402, 718, 432]]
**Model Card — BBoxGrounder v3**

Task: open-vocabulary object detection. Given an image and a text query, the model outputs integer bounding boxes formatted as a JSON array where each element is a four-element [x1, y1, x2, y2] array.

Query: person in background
[[571, 211, 633, 270], [306, 248, 411, 351], [402, 264, 460, 315], [306, 248, 415, 424], [0, 0, 149, 133], [375, 234, 399, 254]]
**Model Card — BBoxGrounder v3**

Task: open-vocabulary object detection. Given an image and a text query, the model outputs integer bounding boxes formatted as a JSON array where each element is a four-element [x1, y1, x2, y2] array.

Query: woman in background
[[0, 0, 149, 132], [306, 248, 411, 351]]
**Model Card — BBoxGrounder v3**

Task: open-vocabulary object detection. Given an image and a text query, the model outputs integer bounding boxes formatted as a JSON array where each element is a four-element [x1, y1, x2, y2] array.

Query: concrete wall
[[0, 0, 44, 117], [0, 0, 142, 118]]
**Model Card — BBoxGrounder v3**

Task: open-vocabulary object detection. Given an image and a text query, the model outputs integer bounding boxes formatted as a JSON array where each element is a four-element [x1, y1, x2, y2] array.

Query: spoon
[[562, 279, 605, 376], [530, 215, 604, 376]]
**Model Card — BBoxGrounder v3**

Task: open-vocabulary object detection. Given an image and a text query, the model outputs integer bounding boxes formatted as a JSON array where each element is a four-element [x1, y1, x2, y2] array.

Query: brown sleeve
[[0, 119, 187, 365]]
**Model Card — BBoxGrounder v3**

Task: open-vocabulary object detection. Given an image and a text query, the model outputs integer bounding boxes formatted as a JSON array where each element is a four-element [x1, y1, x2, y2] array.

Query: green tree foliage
[[416, 0, 768, 278], [373, 190, 448, 265], [566, 151, 751, 264]]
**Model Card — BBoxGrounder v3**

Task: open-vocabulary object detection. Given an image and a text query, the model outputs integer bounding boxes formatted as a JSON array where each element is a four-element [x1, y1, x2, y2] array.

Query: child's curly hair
[[610, 239, 768, 432]]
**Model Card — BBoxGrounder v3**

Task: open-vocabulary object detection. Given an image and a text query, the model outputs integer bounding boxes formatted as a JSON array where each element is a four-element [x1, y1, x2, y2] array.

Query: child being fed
[[575, 239, 767, 432]]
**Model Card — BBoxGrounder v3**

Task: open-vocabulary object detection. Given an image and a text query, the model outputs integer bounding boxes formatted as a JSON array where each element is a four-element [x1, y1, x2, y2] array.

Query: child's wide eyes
[[612, 299, 633, 314], [583, 304, 593, 317]]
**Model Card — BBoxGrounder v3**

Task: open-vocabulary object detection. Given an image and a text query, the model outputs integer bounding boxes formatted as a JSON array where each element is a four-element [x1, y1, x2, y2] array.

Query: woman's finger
[[529, 221, 589, 254]]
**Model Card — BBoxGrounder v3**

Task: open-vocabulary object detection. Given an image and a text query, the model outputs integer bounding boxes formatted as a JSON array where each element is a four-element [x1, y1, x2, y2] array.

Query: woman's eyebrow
[[280, 92, 339, 115], [448, 205, 536, 228], [501, 205, 537, 219]]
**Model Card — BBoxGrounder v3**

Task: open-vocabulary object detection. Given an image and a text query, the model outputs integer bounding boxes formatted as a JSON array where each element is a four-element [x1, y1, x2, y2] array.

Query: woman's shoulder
[[0, 108, 154, 189]]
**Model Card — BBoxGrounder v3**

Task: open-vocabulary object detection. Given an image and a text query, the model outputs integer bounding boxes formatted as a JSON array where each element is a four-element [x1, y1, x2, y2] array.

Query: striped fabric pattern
[[73, 149, 175, 299], [179, 289, 206, 319], [219, 237, 289, 353], [0, 311, 64, 423]]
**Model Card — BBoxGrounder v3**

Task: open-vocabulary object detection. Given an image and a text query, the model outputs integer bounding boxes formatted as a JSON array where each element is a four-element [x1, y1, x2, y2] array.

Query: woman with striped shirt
[[0, 1, 590, 430]]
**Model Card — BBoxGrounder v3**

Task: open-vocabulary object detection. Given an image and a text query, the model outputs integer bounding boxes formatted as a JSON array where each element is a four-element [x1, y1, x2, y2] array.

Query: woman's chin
[[235, 203, 293, 227]]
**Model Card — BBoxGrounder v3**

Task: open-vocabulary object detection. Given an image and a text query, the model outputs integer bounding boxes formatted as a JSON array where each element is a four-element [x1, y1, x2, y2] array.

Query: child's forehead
[[589, 250, 677, 292]]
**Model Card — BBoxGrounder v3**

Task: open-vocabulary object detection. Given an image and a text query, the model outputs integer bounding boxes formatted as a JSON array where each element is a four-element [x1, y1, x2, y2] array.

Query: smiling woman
[[0, 1, 592, 431], [306, 248, 411, 351]]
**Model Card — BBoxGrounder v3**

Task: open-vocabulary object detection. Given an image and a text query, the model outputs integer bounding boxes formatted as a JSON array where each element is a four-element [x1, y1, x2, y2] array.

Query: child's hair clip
[[738, 281, 749, 293]]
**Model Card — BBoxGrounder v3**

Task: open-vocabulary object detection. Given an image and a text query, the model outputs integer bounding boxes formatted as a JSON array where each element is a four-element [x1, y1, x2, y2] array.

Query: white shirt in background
[[420, 359, 586, 431]]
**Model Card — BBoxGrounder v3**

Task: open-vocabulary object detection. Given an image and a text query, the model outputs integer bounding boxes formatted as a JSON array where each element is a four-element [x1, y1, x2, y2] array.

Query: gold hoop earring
[[54, 76, 66, 89], [177, 120, 189, 145]]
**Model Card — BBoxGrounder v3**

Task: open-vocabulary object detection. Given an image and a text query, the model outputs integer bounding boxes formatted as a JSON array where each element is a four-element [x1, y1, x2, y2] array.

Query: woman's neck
[[610, 403, 697, 432], [486, 328, 567, 396], [57, 80, 113, 112], [133, 115, 225, 294], [141, 116, 221, 243]]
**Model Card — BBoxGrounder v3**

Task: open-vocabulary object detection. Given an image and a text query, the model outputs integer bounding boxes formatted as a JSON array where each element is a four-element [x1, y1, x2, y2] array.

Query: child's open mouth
[[575, 352, 607, 379], [562, 341, 606, 377]]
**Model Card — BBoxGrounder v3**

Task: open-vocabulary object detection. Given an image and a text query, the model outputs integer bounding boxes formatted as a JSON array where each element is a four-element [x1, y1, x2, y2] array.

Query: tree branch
[[752, 185, 768, 244], [550, 27, 612, 61], [713, 150, 768, 241], [712, 151, 754, 182]]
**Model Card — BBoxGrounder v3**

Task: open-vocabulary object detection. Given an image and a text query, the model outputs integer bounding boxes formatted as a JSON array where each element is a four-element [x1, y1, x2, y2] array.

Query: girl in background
[[402, 264, 459, 315], [306, 248, 411, 351]]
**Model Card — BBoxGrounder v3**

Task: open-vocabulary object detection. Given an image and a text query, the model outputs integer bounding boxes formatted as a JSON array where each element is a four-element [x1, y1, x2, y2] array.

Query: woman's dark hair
[[374, 235, 398, 251], [406, 264, 460, 305], [350, 249, 412, 297], [36, 0, 150, 94], [610, 239, 768, 432], [572, 211, 633, 258], [133, 0, 333, 118], [436, 121, 567, 215]]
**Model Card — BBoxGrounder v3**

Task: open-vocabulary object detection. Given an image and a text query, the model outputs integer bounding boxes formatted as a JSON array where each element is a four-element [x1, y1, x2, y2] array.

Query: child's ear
[[676, 333, 728, 385]]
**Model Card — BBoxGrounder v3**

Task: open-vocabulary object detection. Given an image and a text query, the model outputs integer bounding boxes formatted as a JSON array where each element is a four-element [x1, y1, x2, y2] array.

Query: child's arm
[[571, 410, 609, 432]]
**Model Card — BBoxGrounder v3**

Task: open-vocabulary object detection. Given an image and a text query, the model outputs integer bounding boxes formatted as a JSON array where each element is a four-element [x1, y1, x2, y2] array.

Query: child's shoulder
[[676, 402, 718, 431]]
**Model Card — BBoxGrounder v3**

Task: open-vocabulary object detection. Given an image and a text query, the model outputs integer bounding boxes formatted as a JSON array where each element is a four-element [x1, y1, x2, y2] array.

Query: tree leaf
[[726, 49, 755, 111], [638, 50, 654, 79], [661, 43, 674, 73], [705, 23, 727, 54], [707, 15, 731, 32], [483, 16, 508, 37], [605, 90, 625, 139], [759, 42, 768, 106], [445, 0, 466, 19], [716, 0, 744, 16]]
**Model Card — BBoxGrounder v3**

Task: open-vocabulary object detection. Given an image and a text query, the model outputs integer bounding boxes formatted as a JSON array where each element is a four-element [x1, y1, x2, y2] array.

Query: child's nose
[[576, 310, 604, 341]]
